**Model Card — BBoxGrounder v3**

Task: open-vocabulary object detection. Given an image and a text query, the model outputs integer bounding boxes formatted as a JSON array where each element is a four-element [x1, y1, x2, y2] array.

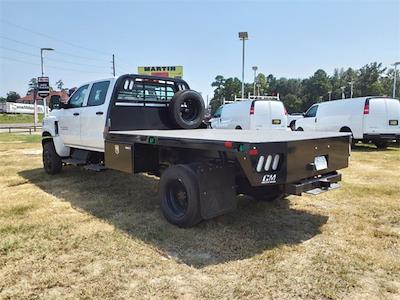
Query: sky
[[0, 0, 399, 102]]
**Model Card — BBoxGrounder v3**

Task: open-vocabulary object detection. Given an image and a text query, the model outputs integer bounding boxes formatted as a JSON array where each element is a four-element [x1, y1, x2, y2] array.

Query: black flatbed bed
[[107, 129, 350, 144]]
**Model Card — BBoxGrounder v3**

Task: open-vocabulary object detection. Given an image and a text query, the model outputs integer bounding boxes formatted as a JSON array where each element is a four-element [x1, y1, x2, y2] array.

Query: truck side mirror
[[49, 95, 61, 110]]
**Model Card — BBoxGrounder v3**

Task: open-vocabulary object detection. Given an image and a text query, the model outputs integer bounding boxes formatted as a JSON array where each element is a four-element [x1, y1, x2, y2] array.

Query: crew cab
[[42, 74, 351, 227]]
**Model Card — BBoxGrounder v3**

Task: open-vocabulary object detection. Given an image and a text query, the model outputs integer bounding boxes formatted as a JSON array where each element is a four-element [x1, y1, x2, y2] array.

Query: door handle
[[96, 111, 104, 115], [315, 118, 317, 123], [73, 112, 79, 116]]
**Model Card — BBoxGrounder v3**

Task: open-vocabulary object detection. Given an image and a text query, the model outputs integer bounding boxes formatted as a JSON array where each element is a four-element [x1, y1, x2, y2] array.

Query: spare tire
[[169, 90, 205, 129]]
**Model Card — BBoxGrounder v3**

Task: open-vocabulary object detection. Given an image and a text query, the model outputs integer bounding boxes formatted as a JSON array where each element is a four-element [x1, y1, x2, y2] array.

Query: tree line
[[209, 62, 399, 114]]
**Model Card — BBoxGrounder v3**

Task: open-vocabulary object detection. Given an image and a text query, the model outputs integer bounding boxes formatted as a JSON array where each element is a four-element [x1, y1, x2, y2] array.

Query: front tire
[[159, 165, 202, 227], [43, 141, 62, 175]]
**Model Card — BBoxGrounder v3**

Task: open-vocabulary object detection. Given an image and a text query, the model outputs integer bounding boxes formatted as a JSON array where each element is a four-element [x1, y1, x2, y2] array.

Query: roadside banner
[[137, 66, 183, 78]]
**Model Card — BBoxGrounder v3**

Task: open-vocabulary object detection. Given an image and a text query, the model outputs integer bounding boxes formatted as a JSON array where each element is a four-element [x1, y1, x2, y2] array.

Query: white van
[[295, 96, 400, 148], [210, 99, 288, 130]]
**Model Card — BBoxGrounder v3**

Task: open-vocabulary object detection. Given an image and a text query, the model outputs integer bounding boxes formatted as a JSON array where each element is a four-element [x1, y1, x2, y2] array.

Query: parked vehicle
[[210, 96, 288, 130], [295, 97, 400, 149], [287, 113, 304, 130], [42, 74, 351, 227]]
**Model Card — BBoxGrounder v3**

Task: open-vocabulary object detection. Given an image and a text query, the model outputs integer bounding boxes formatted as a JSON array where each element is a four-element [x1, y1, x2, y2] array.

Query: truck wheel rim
[[166, 179, 188, 218], [180, 99, 199, 122]]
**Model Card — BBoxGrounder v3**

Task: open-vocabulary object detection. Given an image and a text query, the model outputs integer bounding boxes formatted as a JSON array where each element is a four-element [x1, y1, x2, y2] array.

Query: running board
[[83, 164, 106, 172], [62, 158, 87, 166]]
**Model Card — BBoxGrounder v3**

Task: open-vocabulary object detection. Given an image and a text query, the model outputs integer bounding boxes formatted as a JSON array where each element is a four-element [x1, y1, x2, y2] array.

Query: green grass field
[[0, 133, 399, 299], [0, 113, 44, 124]]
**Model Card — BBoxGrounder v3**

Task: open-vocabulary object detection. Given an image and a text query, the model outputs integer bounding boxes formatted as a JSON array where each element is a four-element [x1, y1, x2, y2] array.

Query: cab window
[[87, 81, 110, 106], [304, 105, 318, 118], [68, 85, 89, 108]]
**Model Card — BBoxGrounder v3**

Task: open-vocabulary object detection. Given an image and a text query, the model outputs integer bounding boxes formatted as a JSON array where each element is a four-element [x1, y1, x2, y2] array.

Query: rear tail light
[[254, 154, 282, 172], [364, 100, 369, 115], [272, 154, 280, 170], [224, 141, 234, 149], [248, 148, 258, 156], [284, 107, 288, 115], [264, 155, 273, 171], [250, 101, 255, 115], [256, 156, 265, 172]]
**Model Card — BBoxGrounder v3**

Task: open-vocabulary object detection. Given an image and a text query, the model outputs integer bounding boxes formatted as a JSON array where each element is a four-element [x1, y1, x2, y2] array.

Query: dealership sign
[[38, 77, 50, 98], [137, 66, 183, 78]]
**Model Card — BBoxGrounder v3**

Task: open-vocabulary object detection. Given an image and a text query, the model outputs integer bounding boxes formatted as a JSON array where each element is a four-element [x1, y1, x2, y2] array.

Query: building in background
[[16, 90, 69, 106]]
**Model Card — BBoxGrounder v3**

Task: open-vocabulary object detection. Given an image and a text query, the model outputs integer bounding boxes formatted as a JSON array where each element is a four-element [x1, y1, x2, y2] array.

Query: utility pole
[[252, 66, 258, 96], [341, 86, 345, 99], [393, 62, 400, 98], [38, 48, 54, 129], [238, 32, 248, 99], [349, 81, 353, 98], [112, 54, 116, 77], [328, 91, 332, 101]]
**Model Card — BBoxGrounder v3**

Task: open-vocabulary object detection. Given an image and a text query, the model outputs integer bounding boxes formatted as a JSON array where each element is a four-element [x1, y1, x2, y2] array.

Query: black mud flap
[[285, 172, 341, 196], [191, 163, 237, 220]]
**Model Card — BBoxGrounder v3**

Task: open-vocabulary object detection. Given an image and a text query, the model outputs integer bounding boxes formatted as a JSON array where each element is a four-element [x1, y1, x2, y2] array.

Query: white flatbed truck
[[43, 74, 351, 227]]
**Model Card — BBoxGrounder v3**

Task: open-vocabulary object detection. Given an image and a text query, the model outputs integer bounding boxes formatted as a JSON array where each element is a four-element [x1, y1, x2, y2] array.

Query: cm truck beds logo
[[262, 174, 277, 184]]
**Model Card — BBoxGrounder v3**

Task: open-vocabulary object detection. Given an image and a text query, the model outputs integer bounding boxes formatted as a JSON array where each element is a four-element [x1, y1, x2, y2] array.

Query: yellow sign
[[137, 66, 183, 78]]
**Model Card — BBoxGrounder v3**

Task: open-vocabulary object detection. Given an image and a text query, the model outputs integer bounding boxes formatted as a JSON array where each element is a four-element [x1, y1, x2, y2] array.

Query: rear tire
[[375, 141, 389, 149], [159, 164, 202, 227], [42, 141, 62, 175]]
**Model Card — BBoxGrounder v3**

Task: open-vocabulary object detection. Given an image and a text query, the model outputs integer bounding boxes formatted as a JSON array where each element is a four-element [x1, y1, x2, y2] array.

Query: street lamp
[[252, 66, 258, 97], [238, 32, 248, 99], [40, 47, 54, 77], [393, 62, 400, 98]]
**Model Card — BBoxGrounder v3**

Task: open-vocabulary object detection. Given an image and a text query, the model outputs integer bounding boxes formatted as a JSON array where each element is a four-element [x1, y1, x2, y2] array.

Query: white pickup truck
[[42, 74, 351, 227]]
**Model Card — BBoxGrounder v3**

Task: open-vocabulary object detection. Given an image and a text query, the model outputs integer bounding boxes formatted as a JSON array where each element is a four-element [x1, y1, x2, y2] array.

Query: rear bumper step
[[285, 172, 341, 195]]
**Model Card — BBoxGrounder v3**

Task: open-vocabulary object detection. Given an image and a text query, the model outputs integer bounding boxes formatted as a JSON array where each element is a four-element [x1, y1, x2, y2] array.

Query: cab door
[[79, 81, 111, 151], [58, 84, 89, 146], [300, 105, 318, 131]]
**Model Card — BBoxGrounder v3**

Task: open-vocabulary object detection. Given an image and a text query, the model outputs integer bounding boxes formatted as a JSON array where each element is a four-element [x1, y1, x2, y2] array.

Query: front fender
[[42, 116, 70, 157]]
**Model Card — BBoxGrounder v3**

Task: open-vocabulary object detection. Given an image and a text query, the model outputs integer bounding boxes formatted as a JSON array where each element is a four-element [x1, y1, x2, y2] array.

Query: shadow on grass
[[19, 167, 328, 268], [351, 143, 399, 152]]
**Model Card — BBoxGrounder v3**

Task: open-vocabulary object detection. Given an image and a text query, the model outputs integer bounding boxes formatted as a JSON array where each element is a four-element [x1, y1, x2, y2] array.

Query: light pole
[[348, 81, 353, 98], [238, 32, 248, 99], [252, 66, 258, 97], [340, 86, 345, 99], [38, 48, 54, 127], [393, 62, 400, 98], [40, 48, 54, 77]]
